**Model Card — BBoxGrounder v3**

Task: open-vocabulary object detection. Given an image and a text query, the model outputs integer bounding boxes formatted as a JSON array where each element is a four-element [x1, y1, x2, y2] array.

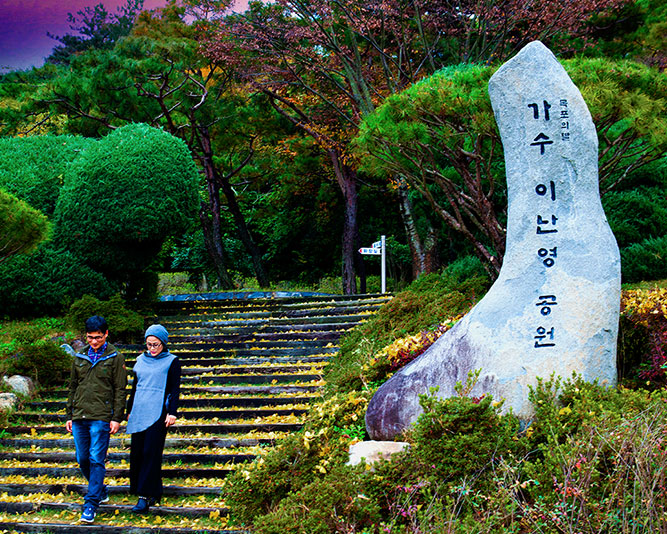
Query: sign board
[[359, 235, 386, 293]]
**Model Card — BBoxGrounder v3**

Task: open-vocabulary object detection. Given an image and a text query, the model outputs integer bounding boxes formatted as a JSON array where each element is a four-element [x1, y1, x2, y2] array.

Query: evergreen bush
[[620, 236, 667, 283], [52, 123, 199, 284], [604, 187, 667, 248], [6, 339, 70, 387], [0, 318, 72, 387], [65, 294, 144, 343], [409, 385, 518, 487], [225, 390, 371, 526], [0, 188, 50, 264], [252, 464, 382, 534], [0, 135, 94, 215], [0, 246, 111, 318]]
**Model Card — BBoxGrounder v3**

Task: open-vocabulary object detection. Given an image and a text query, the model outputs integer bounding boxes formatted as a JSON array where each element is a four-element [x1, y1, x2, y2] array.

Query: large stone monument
[[366, 41, 621, 440]]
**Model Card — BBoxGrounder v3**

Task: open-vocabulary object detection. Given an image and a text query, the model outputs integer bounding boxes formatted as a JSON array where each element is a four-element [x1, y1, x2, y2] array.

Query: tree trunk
[[199, 189, 233, 289], [397, 181, 440, 279], [330, 149, 358, 295], [215, 172, 270, 288], [197, 127, 269, 288]]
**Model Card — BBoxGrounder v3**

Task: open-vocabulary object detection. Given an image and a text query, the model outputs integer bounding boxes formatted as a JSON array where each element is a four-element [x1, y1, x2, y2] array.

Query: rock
[[3, 375, 35, 397], [60, 344, 76, 357], [71, 339, 86, 352], [347, 440, 410, 467], [0, 393, 19, 412], [366, 41, 621, 440]]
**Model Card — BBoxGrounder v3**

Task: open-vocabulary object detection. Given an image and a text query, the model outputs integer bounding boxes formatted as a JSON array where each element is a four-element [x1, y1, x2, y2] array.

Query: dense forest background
[[0, 0, 665, 317]]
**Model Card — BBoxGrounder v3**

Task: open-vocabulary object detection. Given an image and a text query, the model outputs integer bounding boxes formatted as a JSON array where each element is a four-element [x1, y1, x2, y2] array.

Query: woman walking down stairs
[[0, 293, 391, 533]]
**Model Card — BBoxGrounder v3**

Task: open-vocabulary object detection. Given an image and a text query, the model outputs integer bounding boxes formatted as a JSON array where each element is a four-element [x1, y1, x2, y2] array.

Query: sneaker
[[100, 490, 109, 504], [80, 505, 96, 523]]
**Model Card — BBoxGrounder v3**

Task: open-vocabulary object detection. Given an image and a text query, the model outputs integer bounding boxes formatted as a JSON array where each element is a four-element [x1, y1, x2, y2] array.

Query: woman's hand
[[165, 414, 176, 427]]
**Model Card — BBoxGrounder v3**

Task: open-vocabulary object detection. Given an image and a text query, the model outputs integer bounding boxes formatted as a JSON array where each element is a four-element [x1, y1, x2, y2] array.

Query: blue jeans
[[72, 420, 110, 508]]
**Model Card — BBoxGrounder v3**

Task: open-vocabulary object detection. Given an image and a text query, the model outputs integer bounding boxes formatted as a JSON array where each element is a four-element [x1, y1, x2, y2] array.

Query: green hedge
[[621, 235, 667, 284], [0, 188, 50, 263], [0, 246, 112, 318], [0, 135, 95, 215]]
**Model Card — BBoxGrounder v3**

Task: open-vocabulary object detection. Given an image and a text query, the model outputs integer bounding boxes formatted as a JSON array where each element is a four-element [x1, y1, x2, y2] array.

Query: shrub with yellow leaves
[[361, 316, 462, 390], [619, 286, 667, 388]]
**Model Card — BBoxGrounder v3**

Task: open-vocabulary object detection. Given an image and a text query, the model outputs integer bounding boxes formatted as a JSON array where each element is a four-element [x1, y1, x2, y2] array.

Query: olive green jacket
[[66, 343, 127, 423]]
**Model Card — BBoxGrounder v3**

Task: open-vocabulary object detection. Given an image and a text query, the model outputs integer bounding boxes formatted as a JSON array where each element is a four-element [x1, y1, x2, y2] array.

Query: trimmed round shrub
[[53, 123, 199, 279]]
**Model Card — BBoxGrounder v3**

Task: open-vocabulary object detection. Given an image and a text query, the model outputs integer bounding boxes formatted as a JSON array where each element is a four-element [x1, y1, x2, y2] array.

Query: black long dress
[[127, 357, 181, 501]]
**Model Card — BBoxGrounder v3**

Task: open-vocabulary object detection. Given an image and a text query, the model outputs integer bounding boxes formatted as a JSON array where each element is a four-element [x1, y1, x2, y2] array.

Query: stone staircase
[[0, 293, 391, 533]]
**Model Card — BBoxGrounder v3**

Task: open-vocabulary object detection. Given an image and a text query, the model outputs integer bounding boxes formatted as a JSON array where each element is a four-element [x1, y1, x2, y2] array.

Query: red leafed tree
[[203, 0, 628, 289]]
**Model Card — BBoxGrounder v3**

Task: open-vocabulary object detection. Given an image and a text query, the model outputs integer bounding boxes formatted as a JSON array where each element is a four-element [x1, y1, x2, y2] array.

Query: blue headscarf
[[145, 324, 169, 345]]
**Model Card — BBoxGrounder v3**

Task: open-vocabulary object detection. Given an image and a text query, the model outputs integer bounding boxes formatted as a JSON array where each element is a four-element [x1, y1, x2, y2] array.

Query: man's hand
[[165, 414, 176, 427], [109, 421, 121, 435], [65, 420, 72, 433]]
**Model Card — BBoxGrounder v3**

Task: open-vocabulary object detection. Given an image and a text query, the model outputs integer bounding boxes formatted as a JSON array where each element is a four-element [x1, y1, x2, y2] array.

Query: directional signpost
[[358, 235, 386, 293]]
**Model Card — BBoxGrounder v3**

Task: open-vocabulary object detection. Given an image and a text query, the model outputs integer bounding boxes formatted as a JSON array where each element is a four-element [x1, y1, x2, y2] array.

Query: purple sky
[[0, 0, 247, 72]]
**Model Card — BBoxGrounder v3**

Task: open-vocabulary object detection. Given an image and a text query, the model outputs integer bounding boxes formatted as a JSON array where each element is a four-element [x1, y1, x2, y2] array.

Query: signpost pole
[[381, 235, 386, 294], [358, 236, 387, 294]]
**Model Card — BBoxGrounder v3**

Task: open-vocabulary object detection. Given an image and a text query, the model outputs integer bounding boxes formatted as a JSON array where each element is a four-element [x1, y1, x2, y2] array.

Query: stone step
[[4, 425, 293, 437], [41, 365, 326, 387], [123, 353, 335, 366], [39, 385, 321, 401], [154, 293, 389, 313], [171, 330, 344, 342], [0, 451, 252, 463], [120, 341, 337, 352], [148, 346, 338, 356], [163, 321, 358, 332], [151, 356, 332, 367], [165, 327, 351, 340], [178, 375, 321, 386], [160, 313, 373, 327], [163, 305, 381, 319], [0, 522, 242, 534], [0, 434, 266, 453], [0, 467, 236, 478], [0, 501, 227, 518], [0, 483, 222, 496], [178, 365, 324, 376], [123, 355, 332, 367], [29, 395, 316, 411], [14, 409, 308, 422], [157, 293, 389, 307]]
